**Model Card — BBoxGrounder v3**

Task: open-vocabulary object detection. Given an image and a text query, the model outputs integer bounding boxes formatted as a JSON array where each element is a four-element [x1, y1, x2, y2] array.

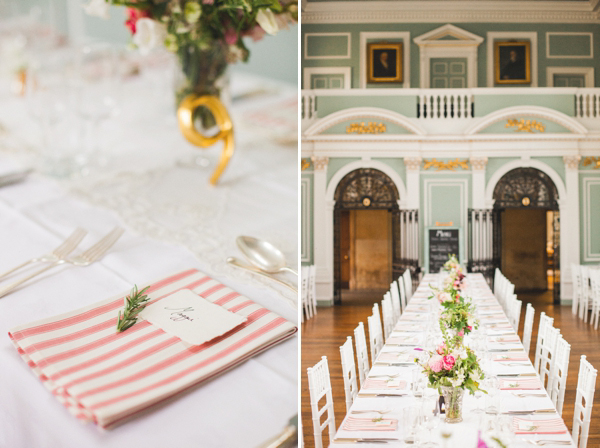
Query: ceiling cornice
[[302, 1, 600, 24]]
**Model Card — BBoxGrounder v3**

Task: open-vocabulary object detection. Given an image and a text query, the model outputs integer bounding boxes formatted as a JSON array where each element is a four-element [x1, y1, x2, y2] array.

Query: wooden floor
[[301, 287, 600, 448]]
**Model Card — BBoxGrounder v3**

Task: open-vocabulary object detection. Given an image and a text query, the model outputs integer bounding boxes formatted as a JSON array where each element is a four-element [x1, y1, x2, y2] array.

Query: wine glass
[[419, 391, 441, 447], [75, 43, 120, 172], [439, 422, 453, 448]]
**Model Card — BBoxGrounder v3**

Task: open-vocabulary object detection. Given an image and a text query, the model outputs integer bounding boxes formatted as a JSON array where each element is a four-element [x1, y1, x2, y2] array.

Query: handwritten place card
[[140, 289, 247, 345]]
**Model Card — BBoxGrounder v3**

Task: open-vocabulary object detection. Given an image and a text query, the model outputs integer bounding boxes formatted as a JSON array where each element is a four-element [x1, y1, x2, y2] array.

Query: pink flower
[[467, 326, 473, 331], [437, 292, 452, 303], [125, 8, 151, 35], [436, 342, 446, 355], [457, 329, 464, 338], [224, 28, 238, 45], [428, 354, 444, 373], [242, 24, 266, 42], [203, 0, 214, 3], [442, 355, 456, 370]]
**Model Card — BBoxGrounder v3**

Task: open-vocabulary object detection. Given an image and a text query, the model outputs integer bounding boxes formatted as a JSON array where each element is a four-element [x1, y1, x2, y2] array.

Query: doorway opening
[[492, 167, 560, 303]]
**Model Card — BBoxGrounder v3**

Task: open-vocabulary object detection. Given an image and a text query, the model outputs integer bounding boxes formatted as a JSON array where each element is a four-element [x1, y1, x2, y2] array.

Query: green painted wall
[[580, 172, 600, 264], [326, 158, 362, 186], [485, 157, 519, 184], [532, 157, 566, 184], [302, 23, 600, 88], [317, 95, 418, 118], [474, 95, 574, 117], [374, 158, 407, 184], [478, 117, 571, 134], [321, 119, 412, 135]]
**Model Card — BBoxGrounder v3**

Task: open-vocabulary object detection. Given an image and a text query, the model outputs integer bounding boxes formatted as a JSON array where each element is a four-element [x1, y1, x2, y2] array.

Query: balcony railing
[[301, 87, 600, 132]]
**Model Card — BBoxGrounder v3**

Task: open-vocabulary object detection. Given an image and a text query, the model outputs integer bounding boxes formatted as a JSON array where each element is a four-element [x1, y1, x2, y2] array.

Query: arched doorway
[[333, 168, 405, 304], [492, 167, 560, 303]]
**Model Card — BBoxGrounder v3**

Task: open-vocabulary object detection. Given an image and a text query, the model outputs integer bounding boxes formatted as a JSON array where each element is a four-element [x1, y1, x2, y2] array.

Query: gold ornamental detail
[[582, 157, 600, 169], [346, 122, 387, 134], [301, 159, 312, 171], [505, 118, 545, 133], [423, 158, 470, 171]]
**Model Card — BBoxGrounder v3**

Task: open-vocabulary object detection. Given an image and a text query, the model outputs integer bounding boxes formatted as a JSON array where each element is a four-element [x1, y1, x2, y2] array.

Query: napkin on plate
[[494, 354, 529, 362], [8, 269, 297, 428], [377, 352, 414, 363], [363, 378, 407, 390], [342, 416, 398, 431], [500, 378, 543, 390], [513, 417, 568, 434]]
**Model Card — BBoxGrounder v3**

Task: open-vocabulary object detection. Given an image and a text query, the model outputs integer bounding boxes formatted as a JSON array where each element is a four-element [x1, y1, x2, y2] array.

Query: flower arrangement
[[417, 335, 485, 395], [443, 254, 460, 272], [439, 300, 478, 339]]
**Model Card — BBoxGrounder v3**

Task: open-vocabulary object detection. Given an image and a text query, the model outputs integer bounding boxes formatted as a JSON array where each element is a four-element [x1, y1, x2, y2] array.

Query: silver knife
[[0, 169, 32, 188], [497, 373, 537, 377]]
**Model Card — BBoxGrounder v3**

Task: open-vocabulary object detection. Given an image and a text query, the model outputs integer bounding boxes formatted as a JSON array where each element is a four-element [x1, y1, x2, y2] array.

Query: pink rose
[[203, 0, 214, 3], [457, 329, 464, 338], [442, 355, 456, 370], [224, 28, 238, 45], [428, 354, 444, 373], [437, 292, 452, 303], [467, 326, 473, 331], [436, 342, 446, 355]]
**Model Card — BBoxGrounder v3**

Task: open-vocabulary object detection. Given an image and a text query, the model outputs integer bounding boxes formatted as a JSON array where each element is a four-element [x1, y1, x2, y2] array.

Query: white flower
[[256, 9, 279, 36], [133, 18, 167, 55], [453, 347, 467, 360], [470, 370, 482, 384], [83, 0, 109, 19]]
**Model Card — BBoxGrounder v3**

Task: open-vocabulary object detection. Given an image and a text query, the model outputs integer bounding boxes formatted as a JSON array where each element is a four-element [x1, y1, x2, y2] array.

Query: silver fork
[[524, 440, 572, 446], [0, 228, 87, 280], [0, 227, 124, 298]]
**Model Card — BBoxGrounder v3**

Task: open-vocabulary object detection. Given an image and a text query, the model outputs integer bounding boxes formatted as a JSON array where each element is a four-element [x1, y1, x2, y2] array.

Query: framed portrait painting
[[367, 42, 403, 83], [495, 41, 531, 84]]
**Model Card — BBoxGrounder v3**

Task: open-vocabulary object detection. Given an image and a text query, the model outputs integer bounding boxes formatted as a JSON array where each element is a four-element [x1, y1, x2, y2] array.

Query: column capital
[[470, 157, 488, 171], [563, 155, 581, 170], [404, 157, 422, 171], [311, 156, 329, 171]]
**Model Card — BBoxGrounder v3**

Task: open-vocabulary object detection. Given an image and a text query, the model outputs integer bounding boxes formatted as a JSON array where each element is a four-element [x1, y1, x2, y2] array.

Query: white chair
[[549, 335, 571, 416], [534, 312, 555, 376], [579, 266, 592, 322], [572, 355, 598, 448], [522, 303, 535, 356], [493, 268, 501, 297], [507, 295, 522, 331], [538, 325, 561, 390], [309, 265, 318, 318], [354, 322, 370, 387], [367, 304, 384, 362], [307, 356, 336, 448], [589, 269, 600, 330], [390, 281, 401, 322], [403, 269, 412, 300], [339, 336, 358, 412], [381, 294, 394, 340], [572, 263, 582, 316], [398, 276, 408, 311]]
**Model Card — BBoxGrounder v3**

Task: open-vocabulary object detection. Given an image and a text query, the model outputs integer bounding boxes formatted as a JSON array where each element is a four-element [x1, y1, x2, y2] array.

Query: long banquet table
[[331, 273, 576, 447]]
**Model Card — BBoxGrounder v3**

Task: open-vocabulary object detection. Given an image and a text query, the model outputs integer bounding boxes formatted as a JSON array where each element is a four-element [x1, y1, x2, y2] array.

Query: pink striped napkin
[[8, 269, 297, 428], [363, 378, 407, 390], [385, 336, 420, 346], [342, 416, 398, 431], [513, 417, 568, 434], [500, 378, 543, 390], [488, 336, 521, 343], [494, 354, 529, 362]]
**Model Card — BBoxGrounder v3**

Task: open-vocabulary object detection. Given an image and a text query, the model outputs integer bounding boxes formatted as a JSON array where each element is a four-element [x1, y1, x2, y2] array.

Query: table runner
[[9, 268, 297, 428]]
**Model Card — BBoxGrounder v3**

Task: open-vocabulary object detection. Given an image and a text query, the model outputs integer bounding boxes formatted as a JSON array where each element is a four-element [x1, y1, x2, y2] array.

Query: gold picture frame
[[494, 41, 531, 85], [367, 42, 403, 83]]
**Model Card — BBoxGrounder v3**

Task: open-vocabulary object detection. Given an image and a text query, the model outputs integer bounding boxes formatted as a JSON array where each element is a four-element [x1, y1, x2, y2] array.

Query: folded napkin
[[342, 416, 398, 431], [494, 354, 529, 362], [8, 269, 297, 428], [363, 378, 407, 390], [377, 352, 414, 363], [385, 336, 420, 346], [488, 336, 521, 343], [513, 417, 568, 434], [500, 378, 543, 390], [392, 324, 424, 332]]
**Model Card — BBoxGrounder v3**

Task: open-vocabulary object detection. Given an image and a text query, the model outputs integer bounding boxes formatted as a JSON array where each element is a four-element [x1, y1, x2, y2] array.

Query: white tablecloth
[[331, 274, 575, 447], [0, 69, 298, 448]]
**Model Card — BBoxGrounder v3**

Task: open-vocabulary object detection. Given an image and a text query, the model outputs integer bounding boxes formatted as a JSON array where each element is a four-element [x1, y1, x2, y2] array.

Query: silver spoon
[[226, 257, 297, 293], [236, 236, 298, 276]]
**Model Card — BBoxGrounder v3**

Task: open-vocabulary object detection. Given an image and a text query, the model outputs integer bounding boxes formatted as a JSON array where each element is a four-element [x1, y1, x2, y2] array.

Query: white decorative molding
[[302, 2, 600, 24], [325, 159, 408, 203], [546, 67, 595, 87], [546, 32, 594, 59], [414, 24, 483, 88], [304, 107, 427, 136], [564, 155, 582, 170], [359, 31, 411, 88], [470, 157, 488, 170], [583, 177, 600, 261], [486, 32, 538, 87], [301, 177, 312, 263], [311, 156, 329, 171], [404, 157, 422, 171], [303, 67, 352, 90], [303, 32, 351, 60], [464, 105, 588, 135]]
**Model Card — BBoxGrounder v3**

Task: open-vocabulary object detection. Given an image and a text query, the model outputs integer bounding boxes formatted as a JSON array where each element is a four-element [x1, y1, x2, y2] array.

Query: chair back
[[572, 355, 598, 448], [571, 263, 582, 316], [549, 336, 571, 416], [354, 322, 370, 387], [539, 325, 561, 390], [339, 336, 358, 412], [301, 266, 310, 322], [307, 356, 336, 448], [403, 269, 412, 300], [367, 304, 383, 362], [579, 266, 591, 322], [534, 312, 555, 375], [522, 303, 535, 355], [398, 276, 408, 311], [590, 269, 600, 330], [309, 265, 318, 317], [390, 281, 401, 322], [381, 294, 394, 340]]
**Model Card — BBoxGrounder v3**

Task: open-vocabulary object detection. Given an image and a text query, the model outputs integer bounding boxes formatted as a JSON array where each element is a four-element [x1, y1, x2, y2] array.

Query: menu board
[[428, 228, 460, 273]]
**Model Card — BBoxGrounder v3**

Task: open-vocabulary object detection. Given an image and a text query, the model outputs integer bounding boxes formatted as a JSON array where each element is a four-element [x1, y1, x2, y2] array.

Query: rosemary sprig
[[116, 285, 151, 333]]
